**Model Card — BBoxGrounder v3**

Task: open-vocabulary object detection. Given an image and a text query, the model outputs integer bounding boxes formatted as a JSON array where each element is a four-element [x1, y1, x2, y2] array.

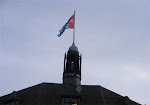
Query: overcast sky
[[0, 0, 150, 104]]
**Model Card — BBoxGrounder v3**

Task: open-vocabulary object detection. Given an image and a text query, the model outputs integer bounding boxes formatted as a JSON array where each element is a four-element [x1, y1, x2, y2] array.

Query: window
[[63, 97, 79, 105]]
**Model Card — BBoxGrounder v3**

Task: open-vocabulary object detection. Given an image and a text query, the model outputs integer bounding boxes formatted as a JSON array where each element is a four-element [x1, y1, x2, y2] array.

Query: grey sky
[[0, 0, 150, 104]]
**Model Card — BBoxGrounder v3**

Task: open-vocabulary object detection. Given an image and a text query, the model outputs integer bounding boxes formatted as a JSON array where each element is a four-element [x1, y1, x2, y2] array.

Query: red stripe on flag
[[68, 14, 75, 29]]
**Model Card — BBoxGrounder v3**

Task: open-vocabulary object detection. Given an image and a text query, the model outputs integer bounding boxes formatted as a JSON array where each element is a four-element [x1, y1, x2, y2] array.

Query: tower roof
[[68, 43, 78, 52]]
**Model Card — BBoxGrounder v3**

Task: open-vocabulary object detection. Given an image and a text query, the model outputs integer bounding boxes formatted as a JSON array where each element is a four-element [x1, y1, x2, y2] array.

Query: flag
[[57, 14, 75, 37]]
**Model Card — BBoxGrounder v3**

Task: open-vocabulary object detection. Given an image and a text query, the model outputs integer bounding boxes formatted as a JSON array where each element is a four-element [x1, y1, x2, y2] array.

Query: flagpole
[[73, 11, 75, 44]]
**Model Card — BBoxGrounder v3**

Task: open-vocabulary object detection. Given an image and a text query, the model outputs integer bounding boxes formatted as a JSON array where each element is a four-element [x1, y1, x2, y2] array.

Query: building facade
[[0, 43, 141, 105]]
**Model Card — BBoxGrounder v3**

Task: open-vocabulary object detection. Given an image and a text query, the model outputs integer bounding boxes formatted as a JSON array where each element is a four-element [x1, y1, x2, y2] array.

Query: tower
[[62, 43, 82, 105]]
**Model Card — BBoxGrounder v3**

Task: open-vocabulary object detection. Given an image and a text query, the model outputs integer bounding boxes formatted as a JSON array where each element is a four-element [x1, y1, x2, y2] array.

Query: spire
[[63, 44, 81, 77], [69, 43, 78, 52], [62, 44, 82, 94]]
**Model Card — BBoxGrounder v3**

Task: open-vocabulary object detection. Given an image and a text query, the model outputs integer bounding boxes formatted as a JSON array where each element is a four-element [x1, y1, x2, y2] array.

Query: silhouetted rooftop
[[0, 83, 141, 105]]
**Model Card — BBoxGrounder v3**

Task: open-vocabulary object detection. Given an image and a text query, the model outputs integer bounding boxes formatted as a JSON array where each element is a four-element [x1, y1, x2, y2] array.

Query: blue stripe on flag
[[57, 21, 69, 37]]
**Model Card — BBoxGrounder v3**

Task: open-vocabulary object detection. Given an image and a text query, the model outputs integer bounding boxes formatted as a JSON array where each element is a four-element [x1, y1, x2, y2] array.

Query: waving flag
[[57, 14, 75, 37]]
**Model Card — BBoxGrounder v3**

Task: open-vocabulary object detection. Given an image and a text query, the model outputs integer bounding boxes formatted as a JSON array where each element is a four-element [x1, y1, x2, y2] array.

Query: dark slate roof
[[0, 82, 141, 105], [69, 43, 78, 52]]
